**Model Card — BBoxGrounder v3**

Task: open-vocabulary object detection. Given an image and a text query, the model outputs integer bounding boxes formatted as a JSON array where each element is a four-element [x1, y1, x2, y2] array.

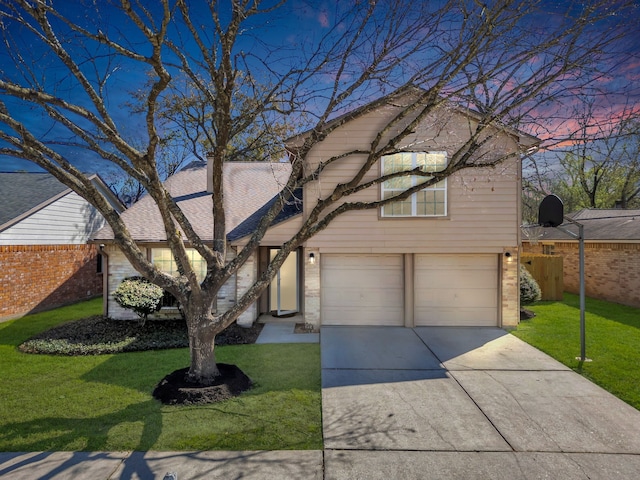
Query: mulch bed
[[153, 364, 253, 405]]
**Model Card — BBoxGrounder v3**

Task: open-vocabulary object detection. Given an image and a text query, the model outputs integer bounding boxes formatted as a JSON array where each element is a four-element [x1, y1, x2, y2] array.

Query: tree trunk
[[185, 307, 220, 385]]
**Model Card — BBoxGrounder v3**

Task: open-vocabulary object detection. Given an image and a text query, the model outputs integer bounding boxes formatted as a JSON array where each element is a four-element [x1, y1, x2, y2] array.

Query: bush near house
[[520, 265, 542, 305], [113, 276, 164, 325]]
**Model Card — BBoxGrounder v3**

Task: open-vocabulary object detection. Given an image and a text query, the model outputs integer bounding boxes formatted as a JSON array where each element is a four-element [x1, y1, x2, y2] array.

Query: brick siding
[[523, 242, 640, 308], [502, 249, 519, 327], [304, 248, 320, 329], [0, 244, 102, 320]]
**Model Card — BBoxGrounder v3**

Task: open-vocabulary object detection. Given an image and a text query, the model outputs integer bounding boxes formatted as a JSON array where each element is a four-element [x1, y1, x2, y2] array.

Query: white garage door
[[415, 255, 498, 326], [321, 254, 404, 326]]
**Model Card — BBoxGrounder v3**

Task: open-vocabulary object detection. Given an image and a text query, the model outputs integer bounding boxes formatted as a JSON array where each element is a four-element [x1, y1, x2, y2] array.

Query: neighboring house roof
[[0, 171, 122, 234], [536, 209, 640, 241], [0, 173, 70, 229], [92, 161, 293, 243]]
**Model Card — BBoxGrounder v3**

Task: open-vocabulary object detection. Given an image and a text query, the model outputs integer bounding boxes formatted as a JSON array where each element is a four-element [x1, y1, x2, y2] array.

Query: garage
[[321, 254, 404, 326], [414, 254, 498, 326], [320, 253, 499, 327]]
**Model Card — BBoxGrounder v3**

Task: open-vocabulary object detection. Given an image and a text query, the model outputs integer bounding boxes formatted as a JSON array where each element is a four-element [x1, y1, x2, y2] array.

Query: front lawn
[[0, 299, 322, 451], [512, 293, 640, 411]]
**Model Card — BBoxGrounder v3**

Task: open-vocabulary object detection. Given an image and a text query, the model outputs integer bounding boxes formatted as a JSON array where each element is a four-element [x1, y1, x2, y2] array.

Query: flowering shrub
[[520, 265, 542, 305], [113, 276, 164, 325]]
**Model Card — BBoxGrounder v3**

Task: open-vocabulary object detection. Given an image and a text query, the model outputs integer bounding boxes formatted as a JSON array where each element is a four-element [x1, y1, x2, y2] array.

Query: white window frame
[[151, 247, 207, 282], [381, 151, 448, 217]]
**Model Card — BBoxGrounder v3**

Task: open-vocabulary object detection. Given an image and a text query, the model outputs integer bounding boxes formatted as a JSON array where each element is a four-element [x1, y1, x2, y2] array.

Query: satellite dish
[[538, 194, 564, 227]]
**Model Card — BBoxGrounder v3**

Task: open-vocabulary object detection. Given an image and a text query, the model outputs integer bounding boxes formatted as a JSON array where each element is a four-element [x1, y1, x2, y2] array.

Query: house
[[92, 161, 294, 320], [523, 209, 640, 308], [94, 93, 538, 328], [0, 172, 123, 320]]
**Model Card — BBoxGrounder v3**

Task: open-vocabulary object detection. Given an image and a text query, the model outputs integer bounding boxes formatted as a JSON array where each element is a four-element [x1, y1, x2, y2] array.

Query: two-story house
[[94, 92, 538, 328]]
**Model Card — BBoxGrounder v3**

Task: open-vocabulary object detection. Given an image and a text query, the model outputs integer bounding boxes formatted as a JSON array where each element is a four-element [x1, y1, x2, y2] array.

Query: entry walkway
[[3, 326, 640, 478]]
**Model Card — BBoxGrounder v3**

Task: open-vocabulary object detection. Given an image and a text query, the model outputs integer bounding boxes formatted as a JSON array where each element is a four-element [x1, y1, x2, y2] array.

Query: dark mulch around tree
[[153, 364, 253, 405], [520, 308, 536, 320]]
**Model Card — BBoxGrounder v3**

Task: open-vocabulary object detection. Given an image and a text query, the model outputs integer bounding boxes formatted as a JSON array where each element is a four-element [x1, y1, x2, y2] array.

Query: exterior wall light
[[505, 252, 513, 263], [309, 252, 316, 265]]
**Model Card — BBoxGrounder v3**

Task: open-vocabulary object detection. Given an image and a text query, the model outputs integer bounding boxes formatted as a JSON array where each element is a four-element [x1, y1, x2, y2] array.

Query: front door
[[269, 249, 299, 315]]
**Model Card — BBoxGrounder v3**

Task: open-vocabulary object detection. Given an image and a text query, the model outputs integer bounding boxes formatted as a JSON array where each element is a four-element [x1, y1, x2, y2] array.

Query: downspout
[[99, 244, 109, 317]]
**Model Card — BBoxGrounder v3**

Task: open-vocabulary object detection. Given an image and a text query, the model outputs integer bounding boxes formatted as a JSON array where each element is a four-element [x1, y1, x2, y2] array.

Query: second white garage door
[[321, 254, 404, 326], [414, 254, 498, 326]]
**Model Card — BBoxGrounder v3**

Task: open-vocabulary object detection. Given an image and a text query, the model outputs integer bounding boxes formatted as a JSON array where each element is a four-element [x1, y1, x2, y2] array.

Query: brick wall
[[523, 241, 640, 308], [501, 249, 519, 327], [236, 249, 257, 327], [0, 244, 102, 320], [304, 248, 320, 329]]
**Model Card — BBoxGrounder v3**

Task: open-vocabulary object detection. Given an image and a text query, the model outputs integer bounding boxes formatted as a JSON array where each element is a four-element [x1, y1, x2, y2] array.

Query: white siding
[[0, 192, 106, 245]]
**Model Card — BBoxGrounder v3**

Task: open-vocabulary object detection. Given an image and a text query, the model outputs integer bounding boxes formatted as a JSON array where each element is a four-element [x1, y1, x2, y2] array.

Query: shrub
[[520, 265, 542, 305], [113, 276, 164, 325]]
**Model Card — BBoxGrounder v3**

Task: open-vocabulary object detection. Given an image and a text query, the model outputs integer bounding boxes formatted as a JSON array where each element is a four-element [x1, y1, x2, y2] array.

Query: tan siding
[[299, 103, 521, 252], [306, 164, 519, 253]]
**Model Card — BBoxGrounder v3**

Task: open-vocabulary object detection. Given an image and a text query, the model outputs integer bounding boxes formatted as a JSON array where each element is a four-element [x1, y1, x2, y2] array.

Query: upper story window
[[381, 151, 447, 217], [151, 248, 207, 281]]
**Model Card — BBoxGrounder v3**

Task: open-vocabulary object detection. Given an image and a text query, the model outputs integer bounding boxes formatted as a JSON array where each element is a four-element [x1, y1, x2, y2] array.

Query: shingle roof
[[536, 209, 640, 241], [0, 172, 70, 229], [92, 161, 294, 242], [228, 187, 303, 241]]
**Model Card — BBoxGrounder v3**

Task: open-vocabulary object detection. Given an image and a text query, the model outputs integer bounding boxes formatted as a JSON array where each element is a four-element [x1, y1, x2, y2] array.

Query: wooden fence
[[521, 254, 563, 301]]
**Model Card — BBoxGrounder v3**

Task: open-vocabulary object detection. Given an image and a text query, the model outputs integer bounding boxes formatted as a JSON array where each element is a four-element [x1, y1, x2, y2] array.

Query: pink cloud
[[318, 11, 329, 28]]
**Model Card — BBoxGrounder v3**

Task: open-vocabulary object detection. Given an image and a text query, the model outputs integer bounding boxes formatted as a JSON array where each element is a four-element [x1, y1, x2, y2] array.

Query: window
[[381, 152, 447, 217], [151, 248, 207, 281]]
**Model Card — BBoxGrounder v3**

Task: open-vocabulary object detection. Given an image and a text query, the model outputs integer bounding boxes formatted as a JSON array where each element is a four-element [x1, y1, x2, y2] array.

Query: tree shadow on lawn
[[0, 401, 163, 480], [0, 399, 163, 452]]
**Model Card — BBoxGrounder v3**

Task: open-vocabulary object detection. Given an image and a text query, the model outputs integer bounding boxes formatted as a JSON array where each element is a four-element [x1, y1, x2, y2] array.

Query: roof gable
[[286, 86, 539, 151]]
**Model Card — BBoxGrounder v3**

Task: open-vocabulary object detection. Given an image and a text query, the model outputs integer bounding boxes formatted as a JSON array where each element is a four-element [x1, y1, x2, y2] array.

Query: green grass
[[512, 293, 640, 410], [0, 299, 322, 451]]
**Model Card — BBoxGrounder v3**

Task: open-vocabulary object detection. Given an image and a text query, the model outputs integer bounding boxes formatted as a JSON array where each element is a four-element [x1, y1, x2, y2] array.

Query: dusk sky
[[0, 1, 638, 175]]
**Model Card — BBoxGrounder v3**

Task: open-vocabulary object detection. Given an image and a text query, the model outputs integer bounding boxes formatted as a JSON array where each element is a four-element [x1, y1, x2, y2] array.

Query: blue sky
[[0, 1, 638, 175]]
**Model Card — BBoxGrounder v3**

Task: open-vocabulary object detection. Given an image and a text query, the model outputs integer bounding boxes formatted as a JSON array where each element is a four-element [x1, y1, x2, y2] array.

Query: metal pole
[[557, 217, 589, 362], [579, 223, 586, 362]]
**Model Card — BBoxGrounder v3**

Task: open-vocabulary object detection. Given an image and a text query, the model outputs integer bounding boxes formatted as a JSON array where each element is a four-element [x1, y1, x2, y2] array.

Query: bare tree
[[0, 0, 636, 384], [525, 99, 640, 215]]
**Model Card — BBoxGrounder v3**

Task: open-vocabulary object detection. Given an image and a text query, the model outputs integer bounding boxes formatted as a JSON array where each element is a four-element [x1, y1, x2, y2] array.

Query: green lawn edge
[[512, 293, 640, 411], [0, 299, 322, 451]]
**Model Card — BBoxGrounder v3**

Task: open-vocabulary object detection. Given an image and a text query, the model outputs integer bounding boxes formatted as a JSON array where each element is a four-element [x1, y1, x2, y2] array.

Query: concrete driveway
[[321, 326, 640, 479]]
